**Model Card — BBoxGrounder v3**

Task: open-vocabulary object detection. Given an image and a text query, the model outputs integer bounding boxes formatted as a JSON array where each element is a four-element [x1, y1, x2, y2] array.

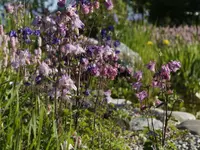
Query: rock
[[117, 42, 142, 67], [177, 120, 200, 135], [171, 111, 196, 123], [129, 117, 163, 131], [150, 109, 196, 123], [107, 96, 132, 107], [196, 111, 200, 119]]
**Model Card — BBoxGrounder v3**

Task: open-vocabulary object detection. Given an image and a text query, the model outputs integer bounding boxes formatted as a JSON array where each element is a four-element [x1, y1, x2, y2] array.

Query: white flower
[[39, 62, 51, 76], [58, 75, 77, 91]]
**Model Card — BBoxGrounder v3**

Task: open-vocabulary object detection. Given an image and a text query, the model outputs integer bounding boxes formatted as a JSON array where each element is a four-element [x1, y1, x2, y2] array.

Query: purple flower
[[160, 64, 171, 80], [136, 90, 148, 101], [39, 62, 51, 76], [114, 40, 120, 47], [4, 3, 14, 14], [108, 25, 114, 31], [57, 0, 66, 7], [115, 50, 120, 54], [146, 61, 156, 72], [168, 61, 181, 72], [132, 82, 142, 91], [34, 30, 40, 36], [104, 90, 111, 97], [80, 58, 89, 66], [134, 71, 142, 81], [101, 29, 107, 38], [105, 0, 113, 10], [72, 17, 84, 29], [52, 38, 60, 44], [24, 82, 31, 86], [9, 30, 17, 37], [84, 89, 90, 96], [113, 13, 119, 24], [161, 64, 170, 73], [23, 27, 33, 35], [58, 74, 77, 91], [35, 75, 42, 84], [88, 64, 100, 76]]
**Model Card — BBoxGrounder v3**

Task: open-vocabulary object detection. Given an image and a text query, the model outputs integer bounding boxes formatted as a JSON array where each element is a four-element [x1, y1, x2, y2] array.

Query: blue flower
[[9, 30, 17, 37], [34, 30, 40, 36], [23, 27, 33, 35], [114, 40, 120, 47], [108, 25, 114, 31], [115, 50, 120, 54], [101, 28, 107, 38], [35, 75, 42, 84], [52, 38, 60, 44]]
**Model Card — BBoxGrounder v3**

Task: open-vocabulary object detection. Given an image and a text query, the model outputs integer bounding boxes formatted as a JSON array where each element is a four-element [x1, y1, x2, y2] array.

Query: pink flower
[[134, 71, 142, 81], [58, 74, 77, 91], [57, 0, 65, 7], [146, 61, 156, 72], [39, 62, 51, 76], [132, 82, 142, 91], [4, 3, 14, 14], [94, 1, 100, 9], [168, 60, 181, 72], [81, 4, 90, 14], [72, 17, 84, 29], [136, 90, 148, 101], [105, 0, 113, 10], [160, 64, 171, 80]]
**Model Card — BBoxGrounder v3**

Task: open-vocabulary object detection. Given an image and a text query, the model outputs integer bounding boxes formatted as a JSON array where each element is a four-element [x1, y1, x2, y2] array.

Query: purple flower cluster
[[0, 1, 120, 105], [133, 60, 181, 104]]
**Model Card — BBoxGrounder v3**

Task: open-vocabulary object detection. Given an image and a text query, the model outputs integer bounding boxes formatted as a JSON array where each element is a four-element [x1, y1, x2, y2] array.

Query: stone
[[177, 120, 200, 135], [170, 111, 196, 123], [107, 96, 132, 106], [129, 117, 163, 131], [150, 109, 196, 123], [117, 42, 142, 68]]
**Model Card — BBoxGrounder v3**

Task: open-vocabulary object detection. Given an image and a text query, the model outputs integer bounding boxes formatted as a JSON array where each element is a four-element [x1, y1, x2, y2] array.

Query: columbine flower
[[94, 1, 100, 9], [105, 0, 113, 10], [80, 58, 89, 66], [114, 40, 120, 47], [58, 74, 77, 91], [146, 61, 156, 72], [72, 16, 84, 29], [4, 3, 14, 14], [9, 30, 17, 37], [134, 71, 142, 81], [39, 62, 51, 76], [57, 0, 65, 7], [168, 61, 181, 72], [81, 4, 90, 14], [132, 82, 142, 91], [136, 90, 148, 101], [161, 64, 171, 80]]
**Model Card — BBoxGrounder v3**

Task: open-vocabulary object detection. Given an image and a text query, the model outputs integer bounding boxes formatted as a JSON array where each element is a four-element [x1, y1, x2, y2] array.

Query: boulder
[[107, 96, 132, 107], [150, 109, 196, 123], [177, 120, 200, 135], [117, 43, 142, 67], [171, 111, 196, 123], [129, 117, 163, 131]]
